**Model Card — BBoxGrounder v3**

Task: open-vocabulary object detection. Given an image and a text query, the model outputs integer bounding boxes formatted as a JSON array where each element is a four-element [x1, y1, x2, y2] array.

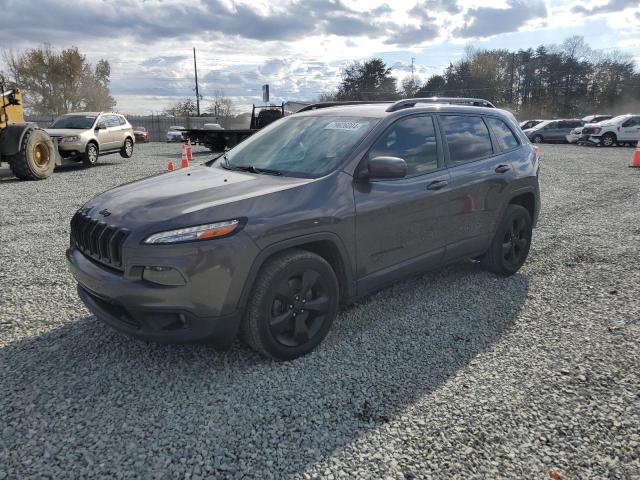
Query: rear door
[[104, 115, 122, 149], [354, 114, 451, 291], [439, 114, 516, 260], [620, 116, 640, 142]]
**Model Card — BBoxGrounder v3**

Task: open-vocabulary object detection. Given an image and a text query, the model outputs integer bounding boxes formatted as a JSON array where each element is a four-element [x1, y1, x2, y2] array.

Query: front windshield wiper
[[231, 165, 283, 176]]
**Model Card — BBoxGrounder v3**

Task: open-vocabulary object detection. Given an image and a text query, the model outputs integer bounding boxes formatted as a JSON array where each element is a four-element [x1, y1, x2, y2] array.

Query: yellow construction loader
[[0, 86, 56, 180]]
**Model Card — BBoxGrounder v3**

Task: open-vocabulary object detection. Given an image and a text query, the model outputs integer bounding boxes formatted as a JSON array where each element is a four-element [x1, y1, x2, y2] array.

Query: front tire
[[601, 133, 616, 147], [241, 249, 339, 360], [120, 137, 134, 158], [532, 134, 543, 144], [83, 142, 99, 166], [481, 205, 532, 276], [7, 128, 55, 180]]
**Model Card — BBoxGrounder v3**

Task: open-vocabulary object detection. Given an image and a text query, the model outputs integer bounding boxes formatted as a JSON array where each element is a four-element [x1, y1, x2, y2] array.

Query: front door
[[354, 115, 451, 292], [620, 116, 640, 142]]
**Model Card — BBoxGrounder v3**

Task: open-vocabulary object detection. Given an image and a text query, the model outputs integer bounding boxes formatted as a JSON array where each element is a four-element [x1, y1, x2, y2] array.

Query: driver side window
[[368, 116, 438, 178]]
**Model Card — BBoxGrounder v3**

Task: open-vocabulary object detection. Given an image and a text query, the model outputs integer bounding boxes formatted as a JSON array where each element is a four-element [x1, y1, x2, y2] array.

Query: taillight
[[533, 145, 541, 161]]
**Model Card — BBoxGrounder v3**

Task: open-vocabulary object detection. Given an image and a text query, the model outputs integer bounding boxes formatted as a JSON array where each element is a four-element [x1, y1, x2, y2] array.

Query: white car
[[581, 114, 640, 147], [166, 126, 185, 142], [566, 115, 613, 144]]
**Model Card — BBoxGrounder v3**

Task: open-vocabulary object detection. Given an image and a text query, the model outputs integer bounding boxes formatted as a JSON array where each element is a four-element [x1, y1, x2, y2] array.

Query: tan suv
[[46, 112, 134, 166]]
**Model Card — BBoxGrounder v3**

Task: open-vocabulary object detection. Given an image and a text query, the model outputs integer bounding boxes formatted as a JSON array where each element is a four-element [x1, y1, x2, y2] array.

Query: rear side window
[[105, 115, 120, 127], [369, 115, 438, 177], [440, 115, 493, 164], [486, 117, 520, 151]]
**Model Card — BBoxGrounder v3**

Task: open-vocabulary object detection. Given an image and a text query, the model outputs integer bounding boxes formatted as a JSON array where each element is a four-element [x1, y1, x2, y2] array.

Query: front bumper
[[66, 235, 257, 344]]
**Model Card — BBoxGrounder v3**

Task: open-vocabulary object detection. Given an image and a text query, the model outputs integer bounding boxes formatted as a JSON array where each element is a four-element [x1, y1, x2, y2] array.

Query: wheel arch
[[238, 233, 355, 311], [509, 191, 536, 221]]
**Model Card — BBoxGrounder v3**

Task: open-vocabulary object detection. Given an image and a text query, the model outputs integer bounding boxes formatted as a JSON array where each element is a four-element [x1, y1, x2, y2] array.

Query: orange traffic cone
[[167, 160, 175, 171], [186, 139, 193, 161], [630, 137, 640, 168], [180, 144, 189, 168]]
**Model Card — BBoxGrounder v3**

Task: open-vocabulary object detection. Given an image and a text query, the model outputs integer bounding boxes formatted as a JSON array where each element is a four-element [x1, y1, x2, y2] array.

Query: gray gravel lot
[[1, 142, 639, 479]]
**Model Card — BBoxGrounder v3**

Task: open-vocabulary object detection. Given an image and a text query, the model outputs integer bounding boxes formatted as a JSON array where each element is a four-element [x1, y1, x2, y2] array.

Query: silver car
[[46, 112, 135, 166]]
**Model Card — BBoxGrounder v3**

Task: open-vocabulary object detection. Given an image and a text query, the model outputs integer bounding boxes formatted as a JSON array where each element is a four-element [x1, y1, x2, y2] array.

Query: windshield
[[220, 115, 377, 177], [134, 126, 146, 131], [169, 126, 184, 131], [49, 115, 97, 129], [607, 115, 629, 124]]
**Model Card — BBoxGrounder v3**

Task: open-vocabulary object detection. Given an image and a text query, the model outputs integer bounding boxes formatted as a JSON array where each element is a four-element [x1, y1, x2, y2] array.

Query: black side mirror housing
[[360, 156, 407, 180]]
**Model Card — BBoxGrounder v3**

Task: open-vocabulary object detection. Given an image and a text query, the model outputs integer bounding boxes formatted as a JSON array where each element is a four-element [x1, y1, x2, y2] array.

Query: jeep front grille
[[70, 211, 129, 271]]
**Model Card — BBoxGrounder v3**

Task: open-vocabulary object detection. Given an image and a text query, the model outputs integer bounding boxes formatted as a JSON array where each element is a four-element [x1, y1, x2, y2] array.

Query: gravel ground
[[1, 142, 639, 479]]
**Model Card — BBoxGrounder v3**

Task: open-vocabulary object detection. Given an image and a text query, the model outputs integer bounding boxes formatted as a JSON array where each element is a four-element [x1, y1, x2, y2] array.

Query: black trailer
[[184, 103, 285, 152]]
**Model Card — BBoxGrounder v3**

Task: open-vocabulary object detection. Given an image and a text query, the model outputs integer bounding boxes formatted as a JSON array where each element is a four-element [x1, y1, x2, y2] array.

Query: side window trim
[[437, 113, 496, 168], [361, 113, 446, 181]]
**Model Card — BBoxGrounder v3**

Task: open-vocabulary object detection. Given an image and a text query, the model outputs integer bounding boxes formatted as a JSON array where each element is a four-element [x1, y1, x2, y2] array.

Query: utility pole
[[193, 47, 200, 117], [411, 57, 415, 82]]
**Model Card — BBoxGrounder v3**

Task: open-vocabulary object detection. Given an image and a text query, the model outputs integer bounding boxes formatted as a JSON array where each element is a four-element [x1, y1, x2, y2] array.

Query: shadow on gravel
[[0, 263, 528, 477]]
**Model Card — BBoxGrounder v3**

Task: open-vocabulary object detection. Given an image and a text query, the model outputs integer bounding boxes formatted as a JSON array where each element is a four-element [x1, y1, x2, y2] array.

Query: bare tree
[[3, 45, 115, 115], [207, 89, 233, 122], [400, 76, 420, 98], [164, 98, 198, 116]]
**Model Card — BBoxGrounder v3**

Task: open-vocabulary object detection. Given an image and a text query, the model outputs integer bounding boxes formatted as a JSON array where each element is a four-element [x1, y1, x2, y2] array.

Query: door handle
[[426, 180, 448, 190], [495, 164, 511, 173]]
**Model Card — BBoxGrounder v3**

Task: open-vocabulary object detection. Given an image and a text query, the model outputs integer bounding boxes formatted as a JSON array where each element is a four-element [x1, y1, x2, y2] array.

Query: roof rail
[[386, 97, 495, 112], [297, 101, 392, 112]]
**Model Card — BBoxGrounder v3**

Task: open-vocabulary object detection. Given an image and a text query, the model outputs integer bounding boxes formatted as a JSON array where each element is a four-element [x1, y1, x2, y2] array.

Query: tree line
[[322, 36, 640, 118]]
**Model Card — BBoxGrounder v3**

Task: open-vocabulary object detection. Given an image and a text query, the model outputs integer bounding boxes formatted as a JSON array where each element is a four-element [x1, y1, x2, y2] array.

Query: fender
[[0, 123, 34, 156], [237, 232, 356, 311], [497, 185, 540, 228]]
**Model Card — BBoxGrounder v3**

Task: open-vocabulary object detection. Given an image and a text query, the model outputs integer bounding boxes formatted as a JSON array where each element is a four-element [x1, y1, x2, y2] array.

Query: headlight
[[143, 219, 241, 244], [592, 127, 601, 134], [61, 135, 80, 143]]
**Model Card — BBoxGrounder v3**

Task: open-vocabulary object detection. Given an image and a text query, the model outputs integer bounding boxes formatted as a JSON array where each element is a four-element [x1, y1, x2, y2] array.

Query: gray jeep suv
[[67, 98, 540, 360]]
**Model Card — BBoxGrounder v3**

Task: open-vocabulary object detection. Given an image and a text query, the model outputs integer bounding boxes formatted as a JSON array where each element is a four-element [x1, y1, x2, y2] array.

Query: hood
[[46, 128, 89, 136], [82, 164, 313, 230]]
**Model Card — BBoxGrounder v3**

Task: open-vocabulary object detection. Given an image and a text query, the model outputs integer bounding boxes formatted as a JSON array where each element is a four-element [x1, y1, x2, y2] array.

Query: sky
[[1, 0, 639, 114]]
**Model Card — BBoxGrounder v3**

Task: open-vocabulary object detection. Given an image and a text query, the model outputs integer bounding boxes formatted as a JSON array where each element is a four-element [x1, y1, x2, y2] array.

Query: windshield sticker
[[324, 121, 367, 131]]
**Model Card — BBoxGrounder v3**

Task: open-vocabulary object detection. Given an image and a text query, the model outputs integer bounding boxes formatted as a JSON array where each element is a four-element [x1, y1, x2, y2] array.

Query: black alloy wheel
[[269, 269, 330, 347], [501, 215, 529, 271], [242, 250, 339, 360], [481, 204, 532, 276]]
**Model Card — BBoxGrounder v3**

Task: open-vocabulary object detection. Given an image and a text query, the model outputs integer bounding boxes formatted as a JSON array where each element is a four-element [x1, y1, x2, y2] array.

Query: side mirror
[[360, 156, 407, 180]]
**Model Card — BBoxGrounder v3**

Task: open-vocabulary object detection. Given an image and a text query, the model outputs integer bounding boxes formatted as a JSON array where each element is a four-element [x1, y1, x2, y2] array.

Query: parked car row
[[519, 114, 640, 146]]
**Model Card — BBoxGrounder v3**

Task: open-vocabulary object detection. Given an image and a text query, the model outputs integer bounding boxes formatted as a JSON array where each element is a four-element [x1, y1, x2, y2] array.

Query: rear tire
[[481, 205, 532, 276], [241, 249, 339, 360], [601, 133, 616, 147], [7, 128, 55, 180], [83, 142, 99, 166], [120, 137, 134, 158]]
